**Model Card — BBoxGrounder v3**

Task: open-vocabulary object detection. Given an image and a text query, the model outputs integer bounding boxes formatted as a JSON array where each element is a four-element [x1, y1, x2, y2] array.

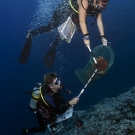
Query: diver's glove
[[101, 37, 107, 46], [83, 33, 90, 47], [98, 35, 107, 46]]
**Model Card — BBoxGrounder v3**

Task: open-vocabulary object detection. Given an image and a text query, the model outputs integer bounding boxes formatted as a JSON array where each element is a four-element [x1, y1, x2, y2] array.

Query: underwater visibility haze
[[0, 0, 135, 134]]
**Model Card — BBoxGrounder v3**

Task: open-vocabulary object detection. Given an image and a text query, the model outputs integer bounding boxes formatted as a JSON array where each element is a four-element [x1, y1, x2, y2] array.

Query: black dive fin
[[44, 34, 61, 69], [19, 31, 32, 64]]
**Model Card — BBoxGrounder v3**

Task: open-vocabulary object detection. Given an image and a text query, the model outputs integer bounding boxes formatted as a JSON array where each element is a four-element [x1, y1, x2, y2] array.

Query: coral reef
[[36, 86, 135, 135]]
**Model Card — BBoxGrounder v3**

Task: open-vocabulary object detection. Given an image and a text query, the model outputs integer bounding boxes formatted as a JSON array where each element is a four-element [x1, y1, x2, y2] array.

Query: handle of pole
[[87, 46, 97, 64], [87, 45, 91, 52]]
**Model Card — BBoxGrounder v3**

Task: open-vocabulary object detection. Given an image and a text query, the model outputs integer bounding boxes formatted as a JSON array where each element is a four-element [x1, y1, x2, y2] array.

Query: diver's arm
[[97, 12, 104, 36], [55, 97, 79, 115], [79, 0, 90, 47], [55, 103, 71, 115], [97, 12, 107, 46], [79, 0, 88, 35]]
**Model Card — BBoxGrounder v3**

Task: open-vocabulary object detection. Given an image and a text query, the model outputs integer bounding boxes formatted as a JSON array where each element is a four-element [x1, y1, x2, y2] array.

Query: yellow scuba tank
[[29, 87, 40, 110]]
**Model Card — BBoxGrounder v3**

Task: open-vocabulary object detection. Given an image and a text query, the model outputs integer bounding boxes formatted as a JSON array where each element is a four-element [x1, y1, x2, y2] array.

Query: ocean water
[[0, 0, 135, 135]]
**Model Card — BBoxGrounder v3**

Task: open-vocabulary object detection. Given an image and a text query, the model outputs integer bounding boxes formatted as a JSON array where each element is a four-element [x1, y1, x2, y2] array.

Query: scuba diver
[[19, 0, 109, 68], [22, 73, 79, 135]]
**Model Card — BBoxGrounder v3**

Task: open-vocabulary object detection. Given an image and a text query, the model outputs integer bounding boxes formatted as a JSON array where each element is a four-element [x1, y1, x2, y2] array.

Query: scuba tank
[[29, 87, 40, 111]]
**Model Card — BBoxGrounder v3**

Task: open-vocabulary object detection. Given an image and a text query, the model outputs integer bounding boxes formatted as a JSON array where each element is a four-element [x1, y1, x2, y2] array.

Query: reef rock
[[36, 86, 135, 135]]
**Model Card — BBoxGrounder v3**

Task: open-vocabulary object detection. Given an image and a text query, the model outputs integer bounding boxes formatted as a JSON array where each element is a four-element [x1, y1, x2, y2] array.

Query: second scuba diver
[[22, 72, 79, 135]]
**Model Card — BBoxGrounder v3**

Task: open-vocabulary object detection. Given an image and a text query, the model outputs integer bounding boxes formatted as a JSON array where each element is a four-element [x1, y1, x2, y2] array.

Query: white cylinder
[[29, 98, 37, 110]]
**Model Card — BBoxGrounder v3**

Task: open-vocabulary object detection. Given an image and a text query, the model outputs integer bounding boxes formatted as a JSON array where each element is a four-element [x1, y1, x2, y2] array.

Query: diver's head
[[44, 73, 61, 93], [95, 0, 109, 10]]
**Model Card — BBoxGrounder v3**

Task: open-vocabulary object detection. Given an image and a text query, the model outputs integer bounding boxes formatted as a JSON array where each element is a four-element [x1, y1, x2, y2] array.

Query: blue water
[[0, 0, 135, 134]]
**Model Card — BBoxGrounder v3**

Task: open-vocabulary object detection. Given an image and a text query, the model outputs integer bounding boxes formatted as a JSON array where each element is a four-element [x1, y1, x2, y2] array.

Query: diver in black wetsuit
[[22, 73, 79, 135], [19, 0, 109, 68]]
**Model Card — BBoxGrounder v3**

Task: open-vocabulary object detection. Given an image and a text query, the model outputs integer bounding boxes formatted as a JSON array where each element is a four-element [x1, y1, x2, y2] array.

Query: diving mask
[[50, 78, 61, 86], [96, 0, 109, 10], [54, 78, 61, 85]]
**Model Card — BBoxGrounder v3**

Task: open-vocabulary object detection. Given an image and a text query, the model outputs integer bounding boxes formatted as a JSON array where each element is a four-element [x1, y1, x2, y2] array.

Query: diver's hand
[[83, 36, 90, 47], [102, 37, 107, 46], [84, 39, 90, 47], [69, 97, 79, 105]]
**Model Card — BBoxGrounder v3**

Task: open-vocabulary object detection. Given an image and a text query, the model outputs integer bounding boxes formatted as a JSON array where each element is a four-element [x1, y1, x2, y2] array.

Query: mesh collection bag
[[75, 45, 114, 85]]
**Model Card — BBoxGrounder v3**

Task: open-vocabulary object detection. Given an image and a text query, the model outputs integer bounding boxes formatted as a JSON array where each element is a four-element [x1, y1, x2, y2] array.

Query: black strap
[[97, 35, 106, 38], [81, 0, 87, 11], [83, 33, 90, 36]]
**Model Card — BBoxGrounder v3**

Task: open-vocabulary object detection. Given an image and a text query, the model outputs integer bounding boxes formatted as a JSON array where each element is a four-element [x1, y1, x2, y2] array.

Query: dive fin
[[44, 34, 61, 69], [19, 31, 32, 64]]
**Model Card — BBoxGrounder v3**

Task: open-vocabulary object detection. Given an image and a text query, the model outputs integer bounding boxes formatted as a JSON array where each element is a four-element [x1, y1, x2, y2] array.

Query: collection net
[[75, 45, 114, 85]]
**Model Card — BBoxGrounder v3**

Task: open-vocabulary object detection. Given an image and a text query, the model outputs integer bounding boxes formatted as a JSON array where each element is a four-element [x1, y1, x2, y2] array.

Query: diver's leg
[[21, 112, 47, 135], [30, 24, 52, 37], [28, 112, 47, 133]]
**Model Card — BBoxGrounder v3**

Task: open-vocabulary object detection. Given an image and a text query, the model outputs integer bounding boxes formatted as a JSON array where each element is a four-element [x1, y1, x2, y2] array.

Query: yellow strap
[[69, 0, 79, 13], [39, 86, 49, 107]]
